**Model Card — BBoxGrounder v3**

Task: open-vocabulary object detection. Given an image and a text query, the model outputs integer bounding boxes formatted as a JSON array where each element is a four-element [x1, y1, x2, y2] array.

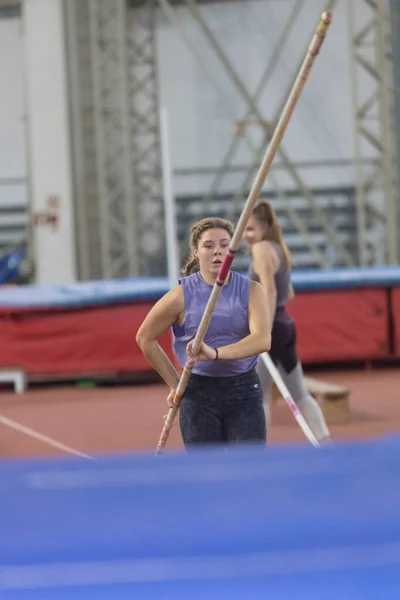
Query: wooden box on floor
[[271, 377, 351, 425]]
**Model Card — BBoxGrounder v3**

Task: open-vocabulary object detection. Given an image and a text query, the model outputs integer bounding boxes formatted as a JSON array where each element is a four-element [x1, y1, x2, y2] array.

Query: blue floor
[[1, 437, 400, 599]]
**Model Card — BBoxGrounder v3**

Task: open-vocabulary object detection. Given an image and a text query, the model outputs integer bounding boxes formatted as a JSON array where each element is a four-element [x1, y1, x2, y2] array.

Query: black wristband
[[214, 347, 219, 361]]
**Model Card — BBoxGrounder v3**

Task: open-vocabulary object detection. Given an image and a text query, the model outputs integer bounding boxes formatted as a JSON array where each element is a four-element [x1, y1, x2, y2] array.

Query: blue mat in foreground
[[1, 437, 400, 599]]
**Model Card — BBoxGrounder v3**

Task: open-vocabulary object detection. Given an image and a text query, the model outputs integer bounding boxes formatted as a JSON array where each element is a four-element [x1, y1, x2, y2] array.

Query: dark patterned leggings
[[179, 368, 267, 449]]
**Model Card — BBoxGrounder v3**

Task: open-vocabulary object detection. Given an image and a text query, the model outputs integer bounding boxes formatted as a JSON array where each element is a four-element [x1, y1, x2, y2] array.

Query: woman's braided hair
[[182, 217, 235, 276]]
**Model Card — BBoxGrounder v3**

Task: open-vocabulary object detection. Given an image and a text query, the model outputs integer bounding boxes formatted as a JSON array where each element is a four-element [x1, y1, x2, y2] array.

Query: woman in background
[[243, 201, 331, 443], [136, 217, 271, 449]]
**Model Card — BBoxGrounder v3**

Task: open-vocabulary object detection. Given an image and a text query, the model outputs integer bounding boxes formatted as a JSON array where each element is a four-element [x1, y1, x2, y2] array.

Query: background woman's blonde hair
[[182, 217, 235, 276], [252, 201, 293, 270]]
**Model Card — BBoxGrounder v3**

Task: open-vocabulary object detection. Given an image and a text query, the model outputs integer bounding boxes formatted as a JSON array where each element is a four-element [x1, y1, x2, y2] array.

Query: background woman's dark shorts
[[269, 308, 298, 374]]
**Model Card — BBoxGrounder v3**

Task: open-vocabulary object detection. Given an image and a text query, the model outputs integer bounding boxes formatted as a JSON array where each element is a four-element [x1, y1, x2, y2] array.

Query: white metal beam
[[165, 0, 353, 266], [65, 0, 165, 279]]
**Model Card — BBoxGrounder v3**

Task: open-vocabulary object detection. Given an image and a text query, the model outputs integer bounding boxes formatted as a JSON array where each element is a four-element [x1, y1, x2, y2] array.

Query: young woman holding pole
[[136, 217, 271, 449]]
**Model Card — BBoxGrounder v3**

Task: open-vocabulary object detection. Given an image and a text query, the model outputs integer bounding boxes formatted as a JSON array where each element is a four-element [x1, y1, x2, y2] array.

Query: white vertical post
[[64, 0, 90, 281], [23, 0, 77, 284], [160, 106, 179, 288], [117, 0, 138, 277], [88, 0, 111, 279]]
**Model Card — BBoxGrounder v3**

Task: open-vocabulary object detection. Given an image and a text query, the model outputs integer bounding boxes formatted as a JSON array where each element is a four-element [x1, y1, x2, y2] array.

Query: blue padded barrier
[[291, 265, 400, 291], [0, 277, 170, 309], [0, 265, 400, 310]]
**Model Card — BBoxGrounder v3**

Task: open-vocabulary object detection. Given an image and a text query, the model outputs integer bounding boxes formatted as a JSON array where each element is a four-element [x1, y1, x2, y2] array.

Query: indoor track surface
[[0, 367, 398, 459]]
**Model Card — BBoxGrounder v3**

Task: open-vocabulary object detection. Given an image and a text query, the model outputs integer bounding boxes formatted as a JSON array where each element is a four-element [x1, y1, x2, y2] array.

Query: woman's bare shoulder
[[252, 240, 279, 270]]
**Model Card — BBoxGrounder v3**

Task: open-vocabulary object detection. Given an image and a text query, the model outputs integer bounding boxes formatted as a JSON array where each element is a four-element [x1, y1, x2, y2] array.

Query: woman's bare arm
[[217, 281, 271, 360], [136, 286, 184, 389], [252, 240, 278, 323]]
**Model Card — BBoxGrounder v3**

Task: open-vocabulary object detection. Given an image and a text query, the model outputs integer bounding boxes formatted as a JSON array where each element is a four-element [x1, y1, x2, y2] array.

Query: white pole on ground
[[160, 106, 180, 288], [260, 352, 320, 447]]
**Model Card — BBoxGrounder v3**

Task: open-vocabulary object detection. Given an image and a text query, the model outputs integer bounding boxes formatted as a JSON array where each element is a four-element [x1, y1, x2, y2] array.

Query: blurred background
[[0, 0, 399, 285]]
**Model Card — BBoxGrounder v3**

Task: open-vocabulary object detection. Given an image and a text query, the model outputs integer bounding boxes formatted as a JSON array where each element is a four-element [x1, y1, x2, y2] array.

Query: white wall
[[0, 17, 27, 208], [23, 0, 77, 284], [156, 0, 365, 196]]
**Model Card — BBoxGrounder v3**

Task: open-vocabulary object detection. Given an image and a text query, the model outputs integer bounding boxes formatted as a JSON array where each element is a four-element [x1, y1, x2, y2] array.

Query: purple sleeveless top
[[172, 271, 258, 377]]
